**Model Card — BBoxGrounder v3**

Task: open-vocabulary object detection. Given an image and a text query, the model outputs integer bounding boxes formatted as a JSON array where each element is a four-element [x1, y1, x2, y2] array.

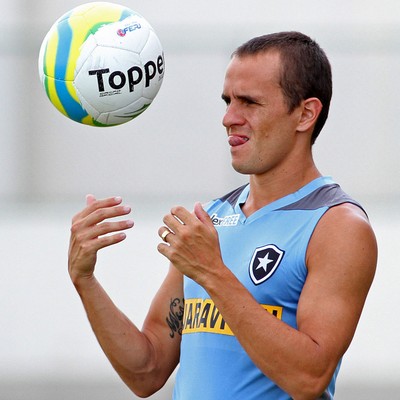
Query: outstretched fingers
[[73, 196, 124, 223], [68, 195, 134, 282], [73, 196, 132, 235]]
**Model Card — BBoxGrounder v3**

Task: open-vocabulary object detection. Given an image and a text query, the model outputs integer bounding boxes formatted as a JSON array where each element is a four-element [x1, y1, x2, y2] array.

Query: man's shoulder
[[309, 201, 376, 260]]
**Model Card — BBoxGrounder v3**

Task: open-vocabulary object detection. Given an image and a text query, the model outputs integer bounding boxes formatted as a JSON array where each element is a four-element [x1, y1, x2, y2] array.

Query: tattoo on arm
[[166, 298, 184, 338]]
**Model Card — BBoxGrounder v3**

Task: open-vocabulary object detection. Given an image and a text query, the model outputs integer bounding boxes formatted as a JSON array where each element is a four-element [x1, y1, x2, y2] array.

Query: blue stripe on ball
[[55, 18, 89, 123]]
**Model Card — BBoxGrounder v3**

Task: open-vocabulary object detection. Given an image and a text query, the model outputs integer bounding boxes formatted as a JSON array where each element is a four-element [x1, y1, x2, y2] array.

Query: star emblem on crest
[[249, 244, 285, 285]]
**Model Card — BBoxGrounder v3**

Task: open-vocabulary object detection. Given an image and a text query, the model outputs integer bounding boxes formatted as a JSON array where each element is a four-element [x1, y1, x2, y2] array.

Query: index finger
[[72, 196, 124, 223], [170, 206, 195, 226]]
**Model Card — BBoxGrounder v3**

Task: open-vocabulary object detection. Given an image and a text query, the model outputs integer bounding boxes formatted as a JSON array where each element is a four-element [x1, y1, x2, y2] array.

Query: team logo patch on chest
[[249, 244, 285, 285]]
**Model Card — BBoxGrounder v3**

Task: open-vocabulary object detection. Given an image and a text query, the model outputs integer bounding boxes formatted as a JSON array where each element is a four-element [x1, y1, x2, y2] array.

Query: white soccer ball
[[38, 2, 165, 127]]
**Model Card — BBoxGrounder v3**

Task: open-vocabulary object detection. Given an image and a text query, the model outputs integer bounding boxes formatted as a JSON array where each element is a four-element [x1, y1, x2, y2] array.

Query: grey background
[[1, 0, 399, 398]]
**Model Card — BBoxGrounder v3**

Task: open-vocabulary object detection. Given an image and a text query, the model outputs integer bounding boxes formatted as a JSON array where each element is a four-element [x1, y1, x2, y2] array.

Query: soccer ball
[[38, 2, 164, 127]]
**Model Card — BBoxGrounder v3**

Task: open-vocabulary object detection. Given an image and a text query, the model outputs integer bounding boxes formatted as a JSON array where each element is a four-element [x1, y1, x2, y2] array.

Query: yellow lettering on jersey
[[182, 298, 283, 336]]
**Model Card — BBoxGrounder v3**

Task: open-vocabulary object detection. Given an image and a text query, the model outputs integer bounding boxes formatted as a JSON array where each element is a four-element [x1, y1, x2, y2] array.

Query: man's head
[[232, 32, 332, 144]]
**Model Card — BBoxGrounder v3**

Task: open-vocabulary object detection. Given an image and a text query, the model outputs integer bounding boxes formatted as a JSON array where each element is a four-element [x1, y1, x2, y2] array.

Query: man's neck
[[241, 165, 321, 217]]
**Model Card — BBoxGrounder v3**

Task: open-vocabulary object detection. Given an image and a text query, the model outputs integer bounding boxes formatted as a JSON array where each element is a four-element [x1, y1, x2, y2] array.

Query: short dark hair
[[232, 31, 332, 144]]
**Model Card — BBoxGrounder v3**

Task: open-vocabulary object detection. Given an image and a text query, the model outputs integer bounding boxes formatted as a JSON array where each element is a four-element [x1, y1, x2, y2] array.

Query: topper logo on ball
[[89, 54, 165, 94]]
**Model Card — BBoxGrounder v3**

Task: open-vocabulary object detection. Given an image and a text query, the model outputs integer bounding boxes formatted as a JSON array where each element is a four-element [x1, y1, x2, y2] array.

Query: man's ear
[[297, 98, 323, 133]]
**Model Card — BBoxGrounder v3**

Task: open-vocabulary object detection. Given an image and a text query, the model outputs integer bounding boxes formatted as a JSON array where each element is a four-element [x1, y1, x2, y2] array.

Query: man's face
[[222, 51, 303, 177]]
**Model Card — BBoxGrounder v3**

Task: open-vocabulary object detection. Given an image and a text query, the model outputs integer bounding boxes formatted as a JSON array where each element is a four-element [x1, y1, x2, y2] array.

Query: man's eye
[[242, 97, 257, 105]]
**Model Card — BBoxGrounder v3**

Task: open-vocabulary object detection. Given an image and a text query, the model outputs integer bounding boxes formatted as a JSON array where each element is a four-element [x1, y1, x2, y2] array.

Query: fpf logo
[[117, 23, 141, 37]]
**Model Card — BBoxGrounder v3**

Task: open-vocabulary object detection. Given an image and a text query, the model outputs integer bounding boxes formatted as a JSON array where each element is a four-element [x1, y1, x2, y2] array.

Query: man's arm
[[158, 202, 377, 400], [69, 196, 183, 397]]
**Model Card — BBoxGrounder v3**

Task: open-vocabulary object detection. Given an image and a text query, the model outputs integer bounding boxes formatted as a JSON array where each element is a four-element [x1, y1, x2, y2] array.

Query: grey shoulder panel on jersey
[[277, 184, 365, 213]]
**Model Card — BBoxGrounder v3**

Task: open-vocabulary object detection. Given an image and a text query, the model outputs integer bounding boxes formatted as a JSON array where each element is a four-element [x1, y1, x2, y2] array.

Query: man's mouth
[[228, 135, 249, 147]]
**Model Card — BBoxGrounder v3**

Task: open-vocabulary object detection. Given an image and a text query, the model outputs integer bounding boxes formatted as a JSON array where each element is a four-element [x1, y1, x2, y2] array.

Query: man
[[68, 31, 377, 399]]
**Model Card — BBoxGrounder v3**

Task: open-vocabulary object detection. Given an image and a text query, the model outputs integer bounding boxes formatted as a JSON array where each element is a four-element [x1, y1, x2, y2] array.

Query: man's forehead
[[229, 50, 281, 68], [224, 52, 282, 88]]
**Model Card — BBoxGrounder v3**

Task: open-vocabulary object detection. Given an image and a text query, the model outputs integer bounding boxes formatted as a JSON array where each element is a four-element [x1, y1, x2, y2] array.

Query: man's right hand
[[68, 195, 134, 284]]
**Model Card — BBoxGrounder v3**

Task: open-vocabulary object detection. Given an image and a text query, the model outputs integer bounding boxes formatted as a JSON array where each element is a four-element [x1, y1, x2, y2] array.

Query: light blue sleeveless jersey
[[173, 177, 364, 400]]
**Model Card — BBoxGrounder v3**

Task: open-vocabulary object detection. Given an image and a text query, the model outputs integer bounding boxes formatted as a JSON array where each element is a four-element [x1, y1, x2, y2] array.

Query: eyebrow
[[221, 94, 230, 103], [221, 93, 261, 105]]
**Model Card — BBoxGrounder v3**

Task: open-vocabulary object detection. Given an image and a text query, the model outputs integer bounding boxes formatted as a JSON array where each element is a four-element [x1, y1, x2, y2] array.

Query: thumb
[[194, 202, 213, 228]]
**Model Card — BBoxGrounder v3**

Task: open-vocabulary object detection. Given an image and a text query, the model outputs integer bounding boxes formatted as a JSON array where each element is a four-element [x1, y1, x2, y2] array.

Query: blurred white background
[[1, 0, 399, 398]]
